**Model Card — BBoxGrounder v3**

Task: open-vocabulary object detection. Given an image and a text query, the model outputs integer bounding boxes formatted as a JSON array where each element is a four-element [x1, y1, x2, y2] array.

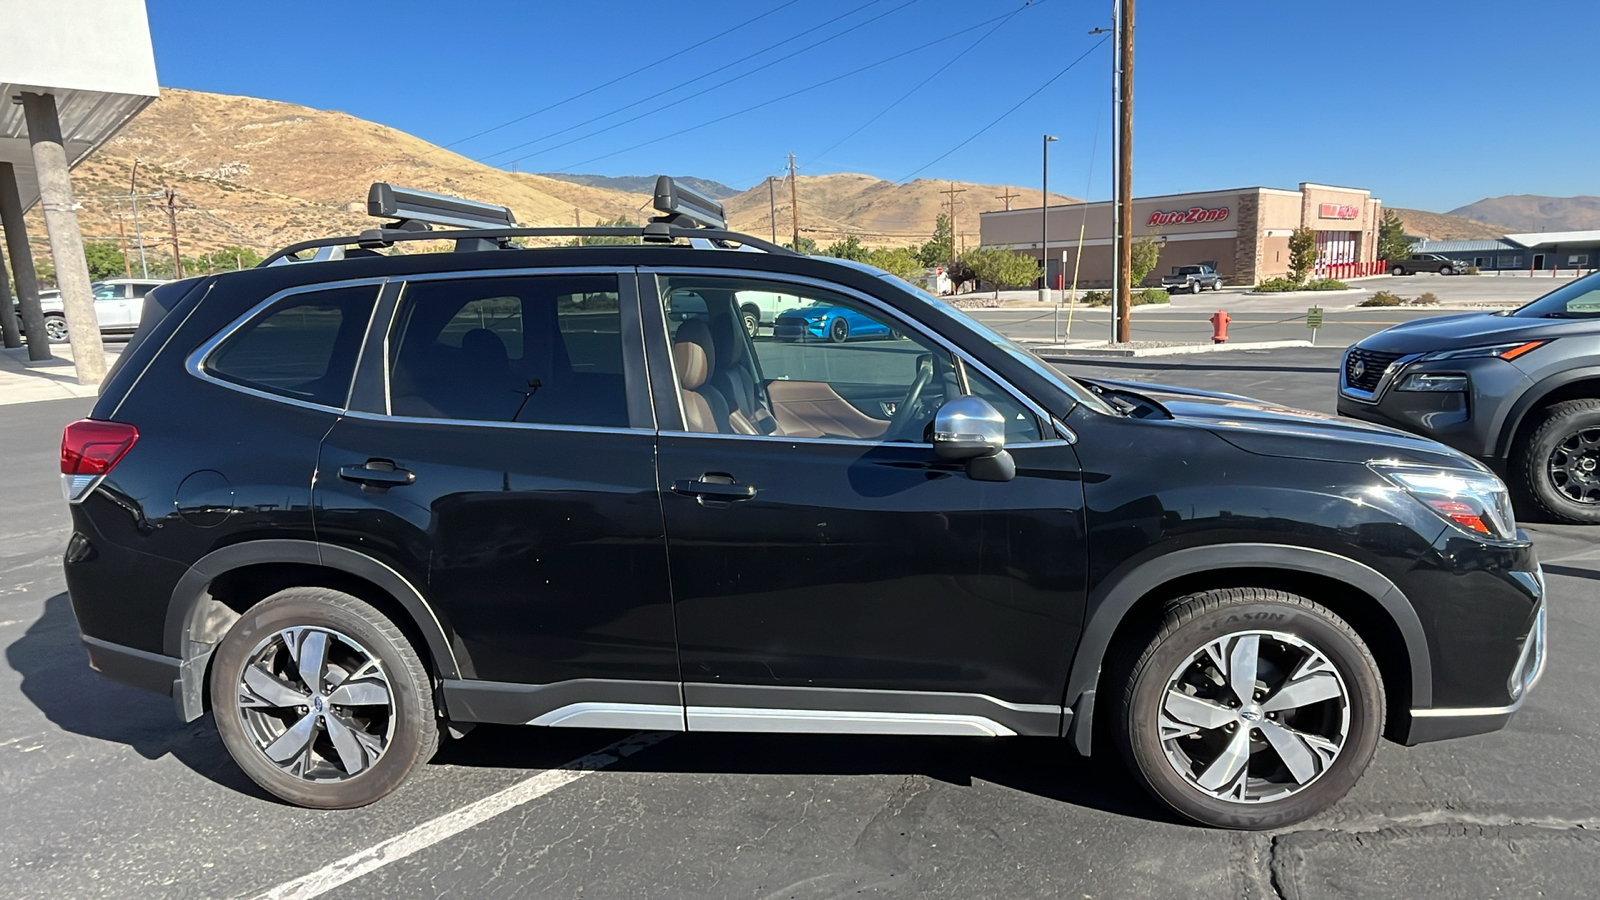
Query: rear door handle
[[339, 459, 415, 489], [672, 474, 756, 502]]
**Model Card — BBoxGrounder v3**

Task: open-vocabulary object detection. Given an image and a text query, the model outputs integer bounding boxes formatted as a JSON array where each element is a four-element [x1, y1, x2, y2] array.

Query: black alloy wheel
[[1520, 399, 1600, 524], [829, 318, 850, 343]]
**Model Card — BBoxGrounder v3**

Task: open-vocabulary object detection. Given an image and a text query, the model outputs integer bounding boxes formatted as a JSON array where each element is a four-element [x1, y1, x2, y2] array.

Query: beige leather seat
[[674, 329, 719, 433]]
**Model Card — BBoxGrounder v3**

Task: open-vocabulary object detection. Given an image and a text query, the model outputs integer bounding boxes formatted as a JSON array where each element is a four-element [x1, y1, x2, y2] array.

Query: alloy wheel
[[1159, 630, 1350, 804], [1548, 425, 1600, 504], [235, 626, 395, 782], [44, 317, 69, 343]]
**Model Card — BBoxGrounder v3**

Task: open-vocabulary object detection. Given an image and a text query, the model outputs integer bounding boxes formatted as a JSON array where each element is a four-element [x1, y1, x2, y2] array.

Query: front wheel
[[1517, 399, 1600, 524], [210, 587, 439, 808], [829, 318, 850, 343], [740, 307, 760, 338], [1113, 588, 1384, 830], [1440, 266, 1454, 276], [1390, 266, 1406, 276], [43, 314, 69, 344]]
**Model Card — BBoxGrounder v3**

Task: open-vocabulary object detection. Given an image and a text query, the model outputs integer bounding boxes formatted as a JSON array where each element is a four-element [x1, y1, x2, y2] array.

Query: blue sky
[[147, 0, 1594, 212]]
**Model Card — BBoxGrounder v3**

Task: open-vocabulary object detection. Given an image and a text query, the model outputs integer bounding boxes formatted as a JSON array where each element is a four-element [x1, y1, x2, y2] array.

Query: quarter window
[[387, 274, 631, 426], [204, 284, 378, 408]]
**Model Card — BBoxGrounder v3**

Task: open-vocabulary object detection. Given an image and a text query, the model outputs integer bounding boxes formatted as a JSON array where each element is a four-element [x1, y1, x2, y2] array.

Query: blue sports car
[[773, 304, 899, 343]]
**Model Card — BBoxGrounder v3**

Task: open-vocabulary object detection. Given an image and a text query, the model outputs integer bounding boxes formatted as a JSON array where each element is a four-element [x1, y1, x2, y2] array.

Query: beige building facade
[[979, 182, 1382, 287]]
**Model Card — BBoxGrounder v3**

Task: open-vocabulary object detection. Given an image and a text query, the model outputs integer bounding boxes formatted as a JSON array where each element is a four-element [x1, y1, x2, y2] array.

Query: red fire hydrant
[[1210, 309, 1231, 344]]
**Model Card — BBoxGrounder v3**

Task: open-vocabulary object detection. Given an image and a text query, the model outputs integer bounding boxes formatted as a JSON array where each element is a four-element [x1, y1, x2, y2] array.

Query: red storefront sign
[[1319, 203, 1360, 220], [1146, 206, 1230, 226]]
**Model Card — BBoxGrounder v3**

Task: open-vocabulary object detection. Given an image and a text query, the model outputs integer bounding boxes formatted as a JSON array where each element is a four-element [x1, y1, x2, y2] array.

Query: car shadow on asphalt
[[7, 592, 273, 800], [435, 724, 1182, 826]]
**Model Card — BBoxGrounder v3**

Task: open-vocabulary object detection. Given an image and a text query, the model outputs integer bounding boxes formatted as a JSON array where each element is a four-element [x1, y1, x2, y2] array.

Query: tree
[[1288, 226, 1318, 283], [962, 247, 1040, 293], [83, 241, 126, 280], [917, 213, 954, 267], [1377, 208, 1412, 263], [191, 245, 263, 273], [783, 236, 818, 255], [823, 234, 869, 262], [1130, 235, 1163, 286], [864, 246, 922, 282], [569, 215, 640, 246]]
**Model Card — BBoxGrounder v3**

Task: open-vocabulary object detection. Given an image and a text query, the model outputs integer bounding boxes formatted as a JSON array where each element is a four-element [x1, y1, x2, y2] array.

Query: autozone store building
[[978, 182, 1385, 287]]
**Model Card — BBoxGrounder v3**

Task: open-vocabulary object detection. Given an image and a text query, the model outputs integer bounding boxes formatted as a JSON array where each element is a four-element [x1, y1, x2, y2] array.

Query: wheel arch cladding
[[1066, 543, 1431, 754], [163, 540, 464, 721], [1498, 368, 1600, 460]]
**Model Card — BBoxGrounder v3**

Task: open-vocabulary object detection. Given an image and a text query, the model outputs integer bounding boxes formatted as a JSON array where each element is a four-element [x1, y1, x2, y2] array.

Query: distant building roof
[[1413, 239, 1516, 253], [1504, 230, 1600, 248]]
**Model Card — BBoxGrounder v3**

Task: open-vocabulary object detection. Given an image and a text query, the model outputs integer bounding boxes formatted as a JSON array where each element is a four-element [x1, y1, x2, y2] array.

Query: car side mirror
[[932, 395, 1015, 482]]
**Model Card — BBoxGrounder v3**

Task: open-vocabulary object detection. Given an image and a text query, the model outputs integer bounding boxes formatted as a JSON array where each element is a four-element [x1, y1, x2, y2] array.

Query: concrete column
[[0, 162, 52, 362], [0, 239, 20, 348], [22, 91, 106, 384]]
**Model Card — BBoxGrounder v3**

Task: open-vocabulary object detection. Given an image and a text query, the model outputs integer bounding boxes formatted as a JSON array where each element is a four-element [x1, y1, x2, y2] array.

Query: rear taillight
[[61, 419, 138, 502]]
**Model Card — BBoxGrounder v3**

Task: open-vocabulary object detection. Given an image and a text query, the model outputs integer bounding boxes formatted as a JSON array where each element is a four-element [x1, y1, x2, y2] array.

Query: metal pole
[[768, 176, 777, 244], [23, 91, 105, 381], [1042, 134, 1057, 310], [0, 161, 50, 360], [1108, 0, 1120, 344], [129, 158, 148, 278], [1114, 0, 1135, 343]]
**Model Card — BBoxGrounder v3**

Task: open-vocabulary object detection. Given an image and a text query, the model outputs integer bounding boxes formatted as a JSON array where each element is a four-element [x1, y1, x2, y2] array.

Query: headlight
[[1419, 341, 1547, 362], [1396, 373, 1469, 392], [1371, 463, 1517, 540]]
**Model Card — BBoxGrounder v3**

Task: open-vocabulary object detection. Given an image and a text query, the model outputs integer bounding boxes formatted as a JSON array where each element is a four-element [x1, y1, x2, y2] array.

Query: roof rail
[[263, 176, 790, 266]]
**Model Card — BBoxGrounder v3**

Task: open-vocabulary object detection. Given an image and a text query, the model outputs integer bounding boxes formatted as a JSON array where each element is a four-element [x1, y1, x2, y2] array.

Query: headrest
[[674, 340, 708, 390], [461, 328, 508, 366], [675, 318, 716, 373], [708, 306, 745, 366]]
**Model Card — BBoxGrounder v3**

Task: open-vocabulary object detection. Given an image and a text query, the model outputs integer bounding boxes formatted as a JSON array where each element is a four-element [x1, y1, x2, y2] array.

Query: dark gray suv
[[1339, 273, 1600, 523]]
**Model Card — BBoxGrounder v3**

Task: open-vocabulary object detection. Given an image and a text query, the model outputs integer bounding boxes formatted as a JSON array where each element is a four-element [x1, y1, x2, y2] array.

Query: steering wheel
[[884, 354, 936, 442]]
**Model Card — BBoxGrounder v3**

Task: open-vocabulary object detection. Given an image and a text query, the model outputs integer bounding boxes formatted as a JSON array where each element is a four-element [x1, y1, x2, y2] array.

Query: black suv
[[1339, 274, 1600, 524], [1389, 253, 1459, 276], [64, 179, 1545, 829]]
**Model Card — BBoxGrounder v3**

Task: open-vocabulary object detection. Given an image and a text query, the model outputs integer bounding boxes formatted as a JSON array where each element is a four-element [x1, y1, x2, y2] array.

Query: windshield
[[827, 259, 1117, 416], [1510, 272, 1600, 319]]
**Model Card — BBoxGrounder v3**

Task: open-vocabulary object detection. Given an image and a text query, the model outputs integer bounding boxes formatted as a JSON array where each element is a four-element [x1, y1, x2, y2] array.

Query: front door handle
[[339, 459, 415, 489], [672, 474, 756, 502]]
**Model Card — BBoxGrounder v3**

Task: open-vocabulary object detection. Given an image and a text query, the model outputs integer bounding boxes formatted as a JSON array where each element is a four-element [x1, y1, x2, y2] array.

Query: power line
[[440, 0, 804, 152], [808, 0, 1039, 167], [548, 2, 1043, 175], [491, 0, 916, 168], [893, 35, 1108, 184]]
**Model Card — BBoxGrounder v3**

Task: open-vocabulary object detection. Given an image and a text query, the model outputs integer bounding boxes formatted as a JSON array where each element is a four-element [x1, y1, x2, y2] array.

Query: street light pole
[[1041, 134, 1057, 307]]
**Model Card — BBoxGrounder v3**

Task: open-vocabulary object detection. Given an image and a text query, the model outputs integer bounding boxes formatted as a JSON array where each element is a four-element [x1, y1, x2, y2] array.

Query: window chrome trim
[[642, 266, 1058, 441], [1051, 417, 1079, 444], [658, 429, 1072, 450], [341, 408, 650, 435], [185, 276, 391, 415], [529, 702, 685, 731]]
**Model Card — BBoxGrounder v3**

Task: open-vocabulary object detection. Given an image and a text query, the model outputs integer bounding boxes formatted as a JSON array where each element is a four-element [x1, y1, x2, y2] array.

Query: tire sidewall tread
[[1517, 398, 1600, 524]]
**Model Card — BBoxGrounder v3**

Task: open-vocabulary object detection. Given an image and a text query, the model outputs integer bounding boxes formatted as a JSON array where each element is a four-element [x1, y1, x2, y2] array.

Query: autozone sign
[[1147, 206, 1229, 226], [1319, 203, 1360, 219]]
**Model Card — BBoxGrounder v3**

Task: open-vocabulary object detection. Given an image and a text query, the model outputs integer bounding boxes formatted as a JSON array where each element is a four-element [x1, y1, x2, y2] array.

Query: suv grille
[[1345, 348, 1404, 392]]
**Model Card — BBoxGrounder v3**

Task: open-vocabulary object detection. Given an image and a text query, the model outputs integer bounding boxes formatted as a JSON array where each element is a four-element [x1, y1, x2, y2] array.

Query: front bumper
[[1337, 351, 1534, 460]]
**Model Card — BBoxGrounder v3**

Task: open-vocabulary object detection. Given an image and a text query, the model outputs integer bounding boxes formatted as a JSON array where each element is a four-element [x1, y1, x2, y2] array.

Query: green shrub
[[1253, 276, 1302, 292], [1360, 291, 1403, 307], [1303, 278, 1349, 291], [1134, 287, 1170, 305], [1081, 290, 1111, 306]]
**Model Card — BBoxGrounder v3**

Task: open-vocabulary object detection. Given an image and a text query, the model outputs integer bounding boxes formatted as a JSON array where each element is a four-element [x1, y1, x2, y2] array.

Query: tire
[[829, 318, 850, 343], [1390, 267, 1405, 276], [210, 587, 438, 809], [1113, 588, 1384, 830], [740, 307, 760, 338], [1439, 266, 1454, 276], [1516, 399, 1600, 524], [43, 314, 69, 344]]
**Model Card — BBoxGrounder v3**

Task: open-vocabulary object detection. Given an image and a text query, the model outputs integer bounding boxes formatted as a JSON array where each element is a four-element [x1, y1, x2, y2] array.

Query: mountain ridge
[[1447, 195, 1600, 233]]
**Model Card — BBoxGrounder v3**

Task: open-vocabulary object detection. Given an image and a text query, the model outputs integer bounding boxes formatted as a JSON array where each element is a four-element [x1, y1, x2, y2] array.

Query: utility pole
[[129, 158, 148, 278], [116, 216, 133, 278], [941, 182, 967, 264], [767, 176, 777, 244], [161, 188, 189, 278], [1114, 0, 1135, 343], [996, 186, 1021, 211], [1041, 136, 1058, 304], [788, 153, 800, 250]]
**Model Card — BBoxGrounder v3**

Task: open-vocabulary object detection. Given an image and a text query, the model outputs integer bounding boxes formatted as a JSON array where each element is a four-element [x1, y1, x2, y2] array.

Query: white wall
[[0, 0, 157, 97]]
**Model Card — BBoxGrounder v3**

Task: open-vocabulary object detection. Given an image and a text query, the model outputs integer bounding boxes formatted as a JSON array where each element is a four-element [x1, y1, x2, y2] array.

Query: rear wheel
[[1113, 588, 1383, 830], [1517, 399, 1600, 524], [43, 314, 69, 344], [740, 307, 760, 338], [210, 587, 438, 808], [1390, 266, 1406, 276], [829, 318, 850, 343], [1440, 266, 1454, 276]]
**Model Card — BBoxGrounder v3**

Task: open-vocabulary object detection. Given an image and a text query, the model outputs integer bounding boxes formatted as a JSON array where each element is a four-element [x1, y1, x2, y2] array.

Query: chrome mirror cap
[[932, 395, 1006, 461]]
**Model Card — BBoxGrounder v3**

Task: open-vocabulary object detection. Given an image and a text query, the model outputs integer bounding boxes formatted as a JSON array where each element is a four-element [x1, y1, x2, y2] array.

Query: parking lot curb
[[1037, 339, 1315, 359]]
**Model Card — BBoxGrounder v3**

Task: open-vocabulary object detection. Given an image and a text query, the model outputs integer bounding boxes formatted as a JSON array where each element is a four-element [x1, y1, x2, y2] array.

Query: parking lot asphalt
[[2, 350, 1597, 899]]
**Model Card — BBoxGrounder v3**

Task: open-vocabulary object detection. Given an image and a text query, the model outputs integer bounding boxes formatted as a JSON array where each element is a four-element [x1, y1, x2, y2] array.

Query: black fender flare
[[1063, 543, 1432, 753], [163, 540, 463, 720], [1492, 365, 1600, 460]]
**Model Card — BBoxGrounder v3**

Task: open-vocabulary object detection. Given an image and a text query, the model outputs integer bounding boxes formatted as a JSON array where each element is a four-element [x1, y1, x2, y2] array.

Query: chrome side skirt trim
[[529, 702, 685, 731], [685, 706, 1017, 737]]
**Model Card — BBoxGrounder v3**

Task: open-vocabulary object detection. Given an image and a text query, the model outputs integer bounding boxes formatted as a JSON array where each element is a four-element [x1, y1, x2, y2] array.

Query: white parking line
[[246, 731, 672, 900]]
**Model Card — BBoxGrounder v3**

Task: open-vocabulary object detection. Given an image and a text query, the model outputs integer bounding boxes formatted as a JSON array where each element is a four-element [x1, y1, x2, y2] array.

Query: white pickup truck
[[734, 289, 809, 337]]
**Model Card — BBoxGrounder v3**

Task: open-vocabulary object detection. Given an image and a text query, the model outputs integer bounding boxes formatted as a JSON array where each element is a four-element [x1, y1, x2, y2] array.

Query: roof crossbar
[[261, 226, 793, 267]]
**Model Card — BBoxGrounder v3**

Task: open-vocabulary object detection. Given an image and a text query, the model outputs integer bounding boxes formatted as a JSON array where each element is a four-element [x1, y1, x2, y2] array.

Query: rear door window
[[203, 284, 379, 408]]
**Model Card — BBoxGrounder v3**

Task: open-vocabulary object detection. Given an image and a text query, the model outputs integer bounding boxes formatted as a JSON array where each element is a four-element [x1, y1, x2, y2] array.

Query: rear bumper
[[1401, 598, 1546, 744], [80, 634, 209, 722]]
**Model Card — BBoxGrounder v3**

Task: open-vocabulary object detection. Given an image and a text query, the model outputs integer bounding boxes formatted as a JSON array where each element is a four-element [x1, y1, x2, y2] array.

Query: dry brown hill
[[24, 88, 1075, 264], [1391, 207, 1510, 241], [1447, 195, 1600, 233]]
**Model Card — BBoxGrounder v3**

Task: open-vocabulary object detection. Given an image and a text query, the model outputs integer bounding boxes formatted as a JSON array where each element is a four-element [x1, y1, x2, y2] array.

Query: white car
[[734, 289, 808, 337], [24, 279, 167, 343]]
